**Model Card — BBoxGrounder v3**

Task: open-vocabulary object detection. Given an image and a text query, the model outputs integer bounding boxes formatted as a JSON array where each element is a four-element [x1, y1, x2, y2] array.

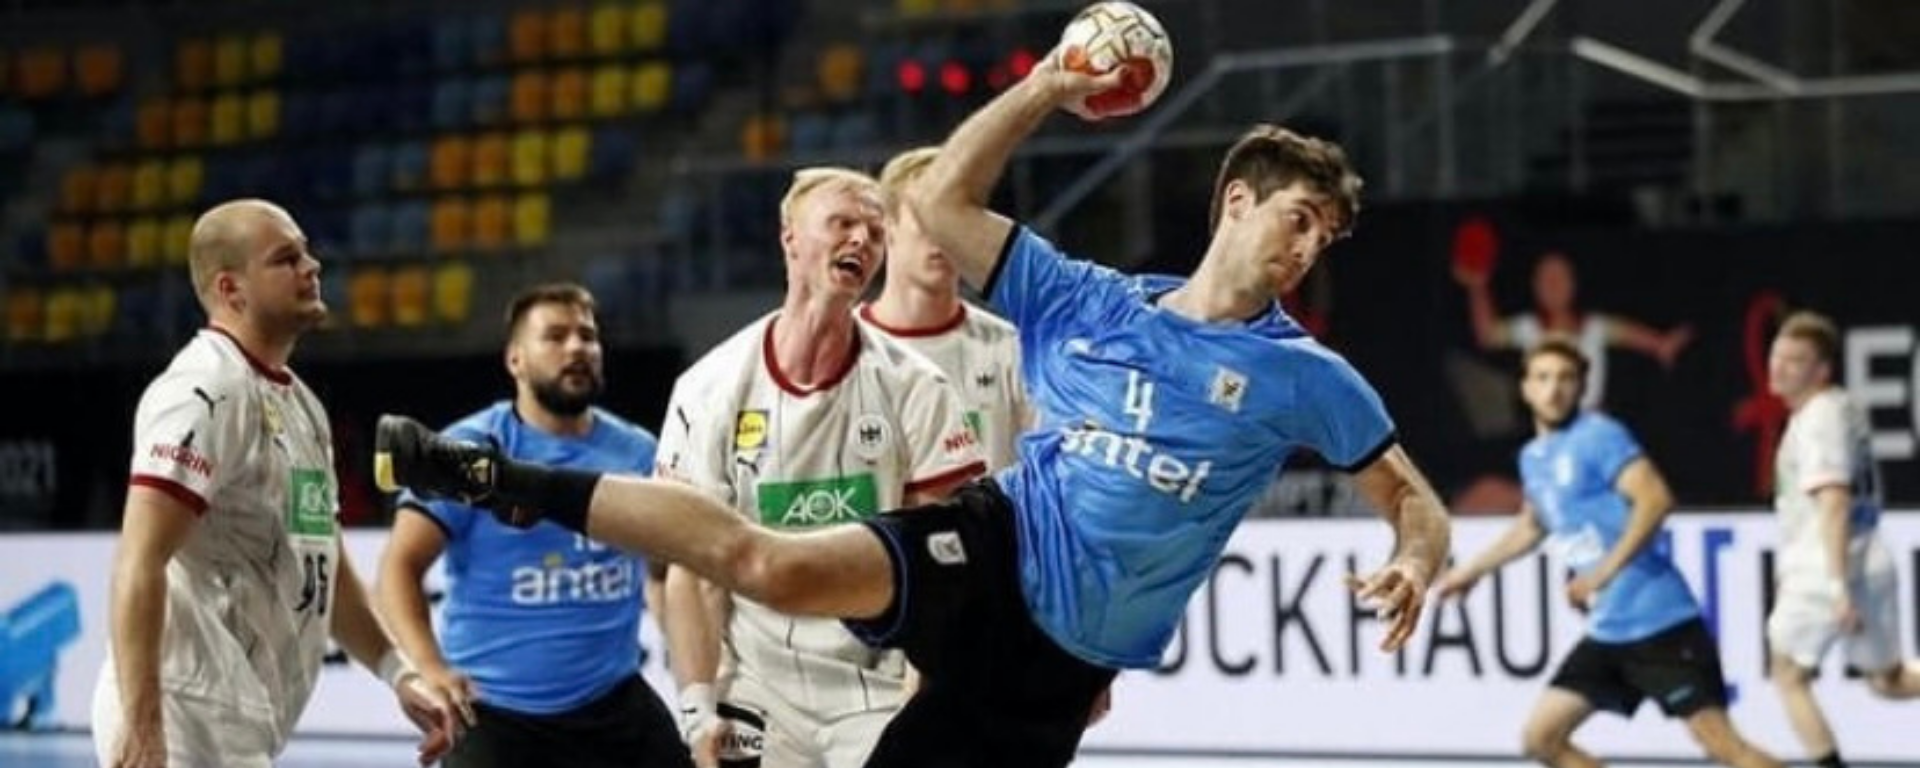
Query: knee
[[1770, 656, 1811, 691]]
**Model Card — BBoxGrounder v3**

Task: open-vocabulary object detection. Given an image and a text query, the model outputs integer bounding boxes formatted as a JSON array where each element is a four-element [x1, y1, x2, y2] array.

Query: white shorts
[[714, 669, 898, 768], [1766, 569, 1902, 673], [92, 668, 276, 768]]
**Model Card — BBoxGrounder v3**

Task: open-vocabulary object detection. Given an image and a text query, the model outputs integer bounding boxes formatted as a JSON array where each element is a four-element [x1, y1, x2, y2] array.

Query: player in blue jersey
[[375, 283, 692, 768], [1435, 340, 1780, 768], [372, 56, 1450, 767]]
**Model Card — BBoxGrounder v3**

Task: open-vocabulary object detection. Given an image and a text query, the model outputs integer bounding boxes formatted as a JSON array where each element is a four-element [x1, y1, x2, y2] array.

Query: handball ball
[[1055, 1, 1174, 120]]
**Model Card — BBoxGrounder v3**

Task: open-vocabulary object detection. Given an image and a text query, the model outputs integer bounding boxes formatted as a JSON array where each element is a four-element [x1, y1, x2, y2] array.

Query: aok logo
[[756, 474, 879, 528]]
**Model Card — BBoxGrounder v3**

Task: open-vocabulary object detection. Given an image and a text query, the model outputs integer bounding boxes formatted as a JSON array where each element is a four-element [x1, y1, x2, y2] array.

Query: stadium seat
[[590, 65, 628, 117], [351, 204, 392, 257], [433, 79, 472, 130], [127, 217, 162, 269], [353, 144, 391, 198], [80, 285, 116, 337], [19, 47, 67, 99], [210, 93, 245, 145], [434, 18, 470, 72], [471, 195, 511, 250], [632, 62, 671, 113], [472, 76, 510, 126], [166, 156, 205, 206], [390, 141, 429, 192], [511, 71, 550, 124], [132, 159, 167, 211], [43, 289, 80, 343], [739, 113, 785, 161], [548, 8, 587, 60], [59, 166, 97, 214], [246, 89, 281, 139], [670, 61, 712, 114], [0, 106, 32, 152], [88, 222, 126, 270], [433, 261, 475, 323], [94, 164, 133, 213], [589, 4, 629, 56], [162, 215, 194, 265], [136, 97, 171, 149], [6, 289, 44, 343], [251, 32, 284, 82], [510, 130, 549, 187], [391, 200, 431, 254], [215, 35, 249, 87], [831, 112, 876, 150], [391, 266, 431, 327], [111, 284, 156, 342], [171, 98, 209, 148], [76, 44, 125, 97], [789, 112, 831, 154], [281, 92, 316, 140], [512, 192, 551, 247], [429, 135, 472, 191], [471, 133, 510, 188], [49, 224, 86, 272], [393, 84, 431, 133], [469, 15, 508, 68], [550, 68, 588, 121], [509, 10, 548, 63], [631, 2, 668, 52], [587, 127, 635, 183], [665, 0, 707, 58], [348, 268, 390, 328], [175, 39, 213, 92], [551, 126, 590, 182], [818, 44, 864, 104], [430, 197, 472, 253]]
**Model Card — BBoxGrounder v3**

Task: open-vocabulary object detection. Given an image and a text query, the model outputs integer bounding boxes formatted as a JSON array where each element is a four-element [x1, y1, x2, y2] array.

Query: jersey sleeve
[[1792, 397, 1853, 494], [654, 370, 736, 504], [898, 367, 987, 496], [1504, 314, 1540, 349], [1584, 416, 1645, 484], [986, 226, 1126, 349], [127, 371, 249, 515], [1287, 352, 1397, 471]]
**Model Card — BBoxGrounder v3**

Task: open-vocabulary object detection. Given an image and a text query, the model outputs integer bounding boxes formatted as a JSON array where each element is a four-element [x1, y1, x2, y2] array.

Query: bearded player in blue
[[375, 284, 692, 768], [1436, 340, 1781, 768], [373, 56, 1451, 768]]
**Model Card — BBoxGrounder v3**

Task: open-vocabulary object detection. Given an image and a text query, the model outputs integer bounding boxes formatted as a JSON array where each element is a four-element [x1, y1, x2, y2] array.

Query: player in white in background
[[860, 146, 1031, 471], [656, 167, 985, 768], [95, 199, 458, 768], [1764, 310, 1920, 768]]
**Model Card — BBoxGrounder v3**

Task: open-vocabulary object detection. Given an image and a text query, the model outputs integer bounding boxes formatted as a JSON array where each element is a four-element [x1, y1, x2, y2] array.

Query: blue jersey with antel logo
[[989, 226, 1395, 668]]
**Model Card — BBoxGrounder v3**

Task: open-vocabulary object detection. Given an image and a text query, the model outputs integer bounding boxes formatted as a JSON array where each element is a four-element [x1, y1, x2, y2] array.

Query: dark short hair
[[1523, 338, 1590, 381], [505, 282, 596, 339], [1208, 124, 1364, 238], [1776, 310, 1839, 365]]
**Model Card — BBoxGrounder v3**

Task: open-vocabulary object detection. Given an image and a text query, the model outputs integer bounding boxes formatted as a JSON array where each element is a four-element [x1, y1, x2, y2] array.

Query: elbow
[[711, 532, 811, 615]]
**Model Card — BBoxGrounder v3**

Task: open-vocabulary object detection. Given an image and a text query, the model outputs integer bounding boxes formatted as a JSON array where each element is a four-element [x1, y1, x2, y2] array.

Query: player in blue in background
[[375, 283, 692, 768], [1435, 339, 1781, 768], [373, 55, 1450, 768]]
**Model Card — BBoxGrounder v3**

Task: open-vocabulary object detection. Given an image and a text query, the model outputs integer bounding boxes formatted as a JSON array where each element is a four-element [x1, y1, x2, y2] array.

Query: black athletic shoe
[[374, 414, 508, 510]]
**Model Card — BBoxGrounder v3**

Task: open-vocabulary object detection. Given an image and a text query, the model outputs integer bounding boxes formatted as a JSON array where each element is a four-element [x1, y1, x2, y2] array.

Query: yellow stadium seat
[[176, 39, 213, 92], [137, 97, 172, 149], [471, 195, 511, 250], [251, 33, 284, 82], [215, 35, 249, 87], [550, 68, 588, 121], [19, 48, 67, 99], [163, 215, 194, 265], [171, 98, 208, 148], [348, 268, 390, 328], [210, 93, 245, 145], [79, 284, 116, 337], [589, 64, 628, 117], [548, 8, 587, 60], [509, 10, 549, 63], [430, 135, 473, 191], [6, 289, 44, 344], [247, 89, 281, 139], [632, 61, 670, 112], [430, 197, 472, 253], [470, 133, 510, 188], [551, 126, 590, 181], [391, 266, 431, 327], [95, 164, 133, 213], [510, 71, 550, 124], [60, 166, 97, 214], [589, 4, 629, 55], [897, 0, 938, 16], [167, 157, 205, 206], [631, 2, 667, 52], [127, 217, 163, 268], [433, 262, 474, 323], [740, 113, 785, 162], [50, 224, 87, 272], [818, 44, 864, 103], [132, 159, 168, 211], [43, 288, 80, 344], [88, 221, 127, 270], [512, 192, 551, 247], [509, 130, 549, 187], [76, 44, 125, 96]]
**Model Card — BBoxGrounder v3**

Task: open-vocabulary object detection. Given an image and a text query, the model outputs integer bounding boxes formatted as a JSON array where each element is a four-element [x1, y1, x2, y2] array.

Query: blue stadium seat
[[587, 127, 637, 184], [391, 200, 431, 254], [351, 204, 392, 257], [281, 92, 317, 140], [789, 112, 831, 154], [352, 144, 391, 198], [390, 141, 429, 192], [666, 0, 709, 59], [471, 76, 510, 126], [433, 79, 471, 129], [670, 62, 713, 115], [469, 15, 508, 68], [393, 84, 431, 133], [831, 112, 876, 151], [434, 18, 470, 72]]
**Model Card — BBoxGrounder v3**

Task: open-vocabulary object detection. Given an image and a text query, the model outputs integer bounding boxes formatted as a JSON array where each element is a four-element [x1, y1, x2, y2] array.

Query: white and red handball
[[1054, 1, 1174, 120]]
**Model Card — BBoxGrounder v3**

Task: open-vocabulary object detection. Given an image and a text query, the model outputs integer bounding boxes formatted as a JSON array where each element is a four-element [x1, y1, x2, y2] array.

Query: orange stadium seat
[[88, 222, 127, 270], [167, 156, 205, 206], [510, 70, 550, 123], [132, 159, 167, 211], [471, 195, 511, 250], [175, 39, 213, 92], [136, 97, 172, 149], [94, 164, 133, 213], [632, 61, 670, 112], [430, 135, 473, 191], [210, 93, 245, 145], [19, 48, 68, 99], [818, 44, 863, 104], [390, 266, 431, 327], [162, 215, 194, 264], [589, 4, 629, 55], [430, 197, 472, 253], [509, 10, 549, 63], [740, 113, 786, 162], [512, 192, 550, 247], [171, 98, 208, 148], [214, 35, 249, 87], [550, 68, 588, 121], [589, 65, 628, 116], [247, 89, 281, 139], [251, 32, 284, 82], [6, 289, 45, 344], [49, 224, 87, 272], [510, 130, 549, 187], [551, 126, 590, 182], [76, 44, 125, 96], [127, 217, 163, 269], [60, 166, 98, 214], [348, 268, 390, 328], [470, 133, 510, 188], [548, 8, 587, 60], [433, 262, 474, 323], [631, 2, 667, 52]]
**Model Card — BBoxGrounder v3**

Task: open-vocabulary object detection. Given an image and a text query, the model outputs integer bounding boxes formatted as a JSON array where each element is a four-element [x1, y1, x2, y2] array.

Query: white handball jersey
[[114, 327, 341, 753], [1773, 387, 1890, 583], [657, 313, 985, 717], [858, 302, 1030, 472], [1506, 313, 1611, 409]]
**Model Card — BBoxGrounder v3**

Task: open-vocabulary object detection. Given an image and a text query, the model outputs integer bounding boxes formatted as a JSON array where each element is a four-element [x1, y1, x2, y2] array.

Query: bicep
[[118, 486, 200, 567], [383, 507, 449, 577], [912, 188, 1015, 291], [1612, 457, 1672, 509]]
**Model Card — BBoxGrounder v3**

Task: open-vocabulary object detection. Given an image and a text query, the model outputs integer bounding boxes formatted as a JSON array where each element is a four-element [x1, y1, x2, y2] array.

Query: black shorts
[[845, 481, 1117, 768], [1549, 617, 1730, 718], [443, 674, 692, 768]]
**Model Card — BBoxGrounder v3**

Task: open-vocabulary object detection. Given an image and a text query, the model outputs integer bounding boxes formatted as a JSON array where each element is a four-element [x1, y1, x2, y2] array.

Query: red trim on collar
[[763, 316, 861, 397], [858, 302, 967, 338], [206, 325, 293, 386]]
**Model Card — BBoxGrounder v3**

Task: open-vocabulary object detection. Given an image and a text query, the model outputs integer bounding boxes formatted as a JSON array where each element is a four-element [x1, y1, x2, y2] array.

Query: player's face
[[1534, 254, 1576, 311], [1227, 181, 1335, 298], [1521, 353, 1583, 425], [884, 204, 956, 292], [234, 211, 326, 331], [510, 302, 604, 417], [1767, 335, 1827, 402], [786, 185, 886, 301]]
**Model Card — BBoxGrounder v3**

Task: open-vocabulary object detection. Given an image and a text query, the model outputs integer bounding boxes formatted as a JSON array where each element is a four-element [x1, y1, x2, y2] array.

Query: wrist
[[677, 682, 717, 733], [375, 648, 417, 690]]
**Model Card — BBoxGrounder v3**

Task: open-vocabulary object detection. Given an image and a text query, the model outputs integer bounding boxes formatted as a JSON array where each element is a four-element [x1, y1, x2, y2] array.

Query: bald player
[[94, 199, 461, 768]]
